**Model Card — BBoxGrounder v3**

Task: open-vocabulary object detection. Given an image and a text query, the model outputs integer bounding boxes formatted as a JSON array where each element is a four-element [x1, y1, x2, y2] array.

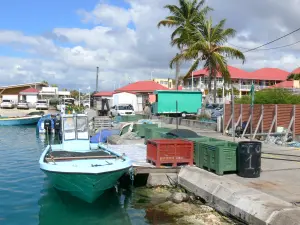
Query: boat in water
[[0, 115, 42, 126], [39, 113, 132, 203]]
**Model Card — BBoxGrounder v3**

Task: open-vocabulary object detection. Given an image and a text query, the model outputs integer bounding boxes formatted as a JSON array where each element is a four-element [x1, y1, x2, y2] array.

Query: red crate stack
[[147, 139, 194, 167]]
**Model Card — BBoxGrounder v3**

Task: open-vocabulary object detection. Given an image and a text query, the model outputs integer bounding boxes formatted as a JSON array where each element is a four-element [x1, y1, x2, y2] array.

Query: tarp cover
[[90, 129, 120, 143]]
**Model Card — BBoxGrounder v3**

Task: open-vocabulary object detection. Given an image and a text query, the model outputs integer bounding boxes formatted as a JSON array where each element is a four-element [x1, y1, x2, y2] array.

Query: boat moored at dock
[[0, 115, 42, 126], [39, 113, 132, 203]]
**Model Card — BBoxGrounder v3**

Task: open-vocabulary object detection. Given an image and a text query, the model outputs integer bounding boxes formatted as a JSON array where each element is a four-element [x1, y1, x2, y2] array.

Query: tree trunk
[[175, 53, 180, 90], [213, 74, 217, 103], [201, 62, 212, 116]]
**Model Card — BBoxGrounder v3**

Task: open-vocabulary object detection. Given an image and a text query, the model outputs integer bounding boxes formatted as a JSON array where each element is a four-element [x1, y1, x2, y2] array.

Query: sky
[[1, 0, 300, 91]]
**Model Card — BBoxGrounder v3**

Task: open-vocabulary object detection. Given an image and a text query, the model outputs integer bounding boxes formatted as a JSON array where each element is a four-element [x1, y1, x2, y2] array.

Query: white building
[[0, 82, 48, 104], [19, 88, 39, 106], [39, 87, 70, 99]]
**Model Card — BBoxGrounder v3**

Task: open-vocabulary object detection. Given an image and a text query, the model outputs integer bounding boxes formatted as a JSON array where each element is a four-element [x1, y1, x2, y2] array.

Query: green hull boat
[[39, 113, 132, 203]]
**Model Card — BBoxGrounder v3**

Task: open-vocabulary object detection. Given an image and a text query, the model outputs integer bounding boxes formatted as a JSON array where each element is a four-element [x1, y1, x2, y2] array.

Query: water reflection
[[38, 180, 132, 225]]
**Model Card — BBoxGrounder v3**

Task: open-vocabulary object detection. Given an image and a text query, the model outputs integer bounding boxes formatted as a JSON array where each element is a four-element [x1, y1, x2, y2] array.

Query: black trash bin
[[237, 141, 262, 178]]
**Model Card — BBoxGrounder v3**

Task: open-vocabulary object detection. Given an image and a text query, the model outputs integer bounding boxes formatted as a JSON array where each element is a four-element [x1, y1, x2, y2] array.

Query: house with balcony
[[153, 78, 175, 89], [184, 65, 291, 97]]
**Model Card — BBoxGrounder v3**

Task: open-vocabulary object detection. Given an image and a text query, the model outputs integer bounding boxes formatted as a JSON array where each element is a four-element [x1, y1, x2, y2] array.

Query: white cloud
[[78, 3, 132, 28], [1, 0, 300, 90]]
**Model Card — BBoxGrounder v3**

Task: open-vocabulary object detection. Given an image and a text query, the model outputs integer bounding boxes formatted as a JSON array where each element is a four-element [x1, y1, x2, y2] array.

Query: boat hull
[[42, 168, 130, 203], [0, 116, 41, 126]]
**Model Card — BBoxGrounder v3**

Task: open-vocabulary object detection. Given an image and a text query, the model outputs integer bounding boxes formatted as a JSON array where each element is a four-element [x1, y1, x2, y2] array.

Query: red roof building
[[115, 81, 169, 93], [19, 88, 39, 95], [192, 65, 289, 81], [291, 68, 300, 74], [269, 80, 296, 89], [93, 91, 114, 97]]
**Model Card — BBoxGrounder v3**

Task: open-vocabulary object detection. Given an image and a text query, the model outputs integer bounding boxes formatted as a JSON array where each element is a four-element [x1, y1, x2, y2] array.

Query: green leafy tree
[[51, 84, 58, 87], [287, 73, 300, 80], [41, 80, 49, 85], [170, 18, 245, 106], [157, 0, 212, 89], [70, 90, 80, 99]]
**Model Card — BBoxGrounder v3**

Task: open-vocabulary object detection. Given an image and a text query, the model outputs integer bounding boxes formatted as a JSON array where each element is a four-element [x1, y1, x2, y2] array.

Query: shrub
[[235, 88, 300, 104]]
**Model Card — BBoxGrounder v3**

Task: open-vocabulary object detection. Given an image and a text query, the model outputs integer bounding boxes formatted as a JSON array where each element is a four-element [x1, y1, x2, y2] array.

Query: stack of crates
[[133, 124, 158, 137], [198, 141, 238, 175], [147, 139, 194, 167], [144, 127, 172, 144], [120, 114, 148, 122], [185, 137, 223, 166]]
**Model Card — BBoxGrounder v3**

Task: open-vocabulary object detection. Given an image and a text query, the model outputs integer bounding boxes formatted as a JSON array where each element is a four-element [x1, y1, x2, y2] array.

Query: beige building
[[153, 78, 175, 89]]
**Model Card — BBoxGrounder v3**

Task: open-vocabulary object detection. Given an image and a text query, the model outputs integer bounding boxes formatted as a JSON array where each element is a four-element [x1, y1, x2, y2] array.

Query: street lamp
[[87, 86, 91, 109], [79, 88, 82, 106], [151, 70, 155, 80]]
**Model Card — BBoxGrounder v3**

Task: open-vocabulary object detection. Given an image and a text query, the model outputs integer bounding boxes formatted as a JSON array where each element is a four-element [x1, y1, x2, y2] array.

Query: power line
[[227, 39, 300, 51], [243, 27, 300, 53]]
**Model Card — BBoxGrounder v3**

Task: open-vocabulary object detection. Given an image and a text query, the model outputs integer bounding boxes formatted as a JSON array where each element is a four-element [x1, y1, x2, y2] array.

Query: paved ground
[[0, 108, 56, 117], [161, 122, 300, 204]]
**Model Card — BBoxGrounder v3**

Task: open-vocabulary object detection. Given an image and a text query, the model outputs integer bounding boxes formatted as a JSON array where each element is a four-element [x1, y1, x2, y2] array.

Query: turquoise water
[[0, 126, 149, 225]]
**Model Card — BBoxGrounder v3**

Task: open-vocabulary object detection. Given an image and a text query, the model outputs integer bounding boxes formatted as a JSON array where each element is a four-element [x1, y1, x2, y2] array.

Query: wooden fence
[[224, 104, 300, 139]]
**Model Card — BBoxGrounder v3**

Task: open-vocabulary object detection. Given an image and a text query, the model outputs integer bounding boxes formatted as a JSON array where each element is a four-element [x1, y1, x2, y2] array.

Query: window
[[37, 100, 47, 104], [76, 117, 88, 140], [118, 105, 132, 110], [63, 117, 76, 140]]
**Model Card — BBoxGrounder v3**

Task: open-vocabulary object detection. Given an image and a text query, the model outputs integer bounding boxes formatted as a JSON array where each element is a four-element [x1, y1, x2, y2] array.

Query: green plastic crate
[[199, 141, 238, 175], [144, 127, 171, 144], [120, 114, 148, 122], [185, 137, 225, 167], [133, 124, 158, 137]]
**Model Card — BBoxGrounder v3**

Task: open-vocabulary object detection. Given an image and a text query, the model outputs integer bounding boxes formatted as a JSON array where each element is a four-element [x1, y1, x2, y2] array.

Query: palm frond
[[157, 19, 177, 28], [217, 46, 245, 63]]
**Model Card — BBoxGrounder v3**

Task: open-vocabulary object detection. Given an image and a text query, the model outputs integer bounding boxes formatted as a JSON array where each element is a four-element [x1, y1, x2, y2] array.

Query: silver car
[[0, 99, 14, 109], [36, 100, 48, 110], [17, 101, 29, 110]]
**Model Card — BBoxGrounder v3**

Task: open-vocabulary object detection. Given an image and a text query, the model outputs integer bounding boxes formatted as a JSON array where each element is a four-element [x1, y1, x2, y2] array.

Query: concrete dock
[[110, 119, 300, 224]]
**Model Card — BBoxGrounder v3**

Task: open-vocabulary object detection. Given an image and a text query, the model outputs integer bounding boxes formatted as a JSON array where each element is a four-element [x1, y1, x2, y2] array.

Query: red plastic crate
[[147, 139, 194, 167]]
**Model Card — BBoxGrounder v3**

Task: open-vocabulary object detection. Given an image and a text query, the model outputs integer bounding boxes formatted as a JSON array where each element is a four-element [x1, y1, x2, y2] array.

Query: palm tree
[[170, 18, 245, 104], [287, 73, 300, 80], [157, 0, 212, 89]]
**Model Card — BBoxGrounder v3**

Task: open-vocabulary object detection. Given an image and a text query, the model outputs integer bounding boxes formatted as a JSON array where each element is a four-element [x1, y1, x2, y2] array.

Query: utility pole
[[96, 67, 99, 92]]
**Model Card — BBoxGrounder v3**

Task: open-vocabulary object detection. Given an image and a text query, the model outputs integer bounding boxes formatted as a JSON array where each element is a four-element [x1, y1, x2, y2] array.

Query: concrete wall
[[2, 94, 18, 103], [26, 95, 38, 105], [160, 116, 217, 131], [178, 166, 300, 225]]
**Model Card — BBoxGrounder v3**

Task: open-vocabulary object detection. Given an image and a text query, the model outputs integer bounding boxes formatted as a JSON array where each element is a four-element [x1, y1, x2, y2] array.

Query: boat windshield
[[77, 116, 88, 140], [63, 117, 76, 140]]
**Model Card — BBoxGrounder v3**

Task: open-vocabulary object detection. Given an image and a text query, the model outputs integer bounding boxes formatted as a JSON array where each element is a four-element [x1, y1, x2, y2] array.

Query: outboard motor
[[44, 119, 52, 134], [54, 119, 62, 141], [54, 119, 61, 132]]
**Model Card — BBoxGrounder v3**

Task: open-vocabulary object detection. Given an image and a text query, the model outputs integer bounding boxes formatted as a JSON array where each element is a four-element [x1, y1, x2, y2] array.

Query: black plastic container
[[237, 141, 262, 178]]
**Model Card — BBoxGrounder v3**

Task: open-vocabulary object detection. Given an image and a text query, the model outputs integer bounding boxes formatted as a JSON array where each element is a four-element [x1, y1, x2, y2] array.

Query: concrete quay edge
[[178, 166, 300, 225]]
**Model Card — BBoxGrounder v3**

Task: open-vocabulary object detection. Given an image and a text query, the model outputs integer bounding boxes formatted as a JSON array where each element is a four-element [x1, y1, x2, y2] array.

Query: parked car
[[17, 101, 29, 110], [0, 99, 15, 109], [110, 104, 135, 116], [36, 100, 48, 110], [82, 100, 90, 109]]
